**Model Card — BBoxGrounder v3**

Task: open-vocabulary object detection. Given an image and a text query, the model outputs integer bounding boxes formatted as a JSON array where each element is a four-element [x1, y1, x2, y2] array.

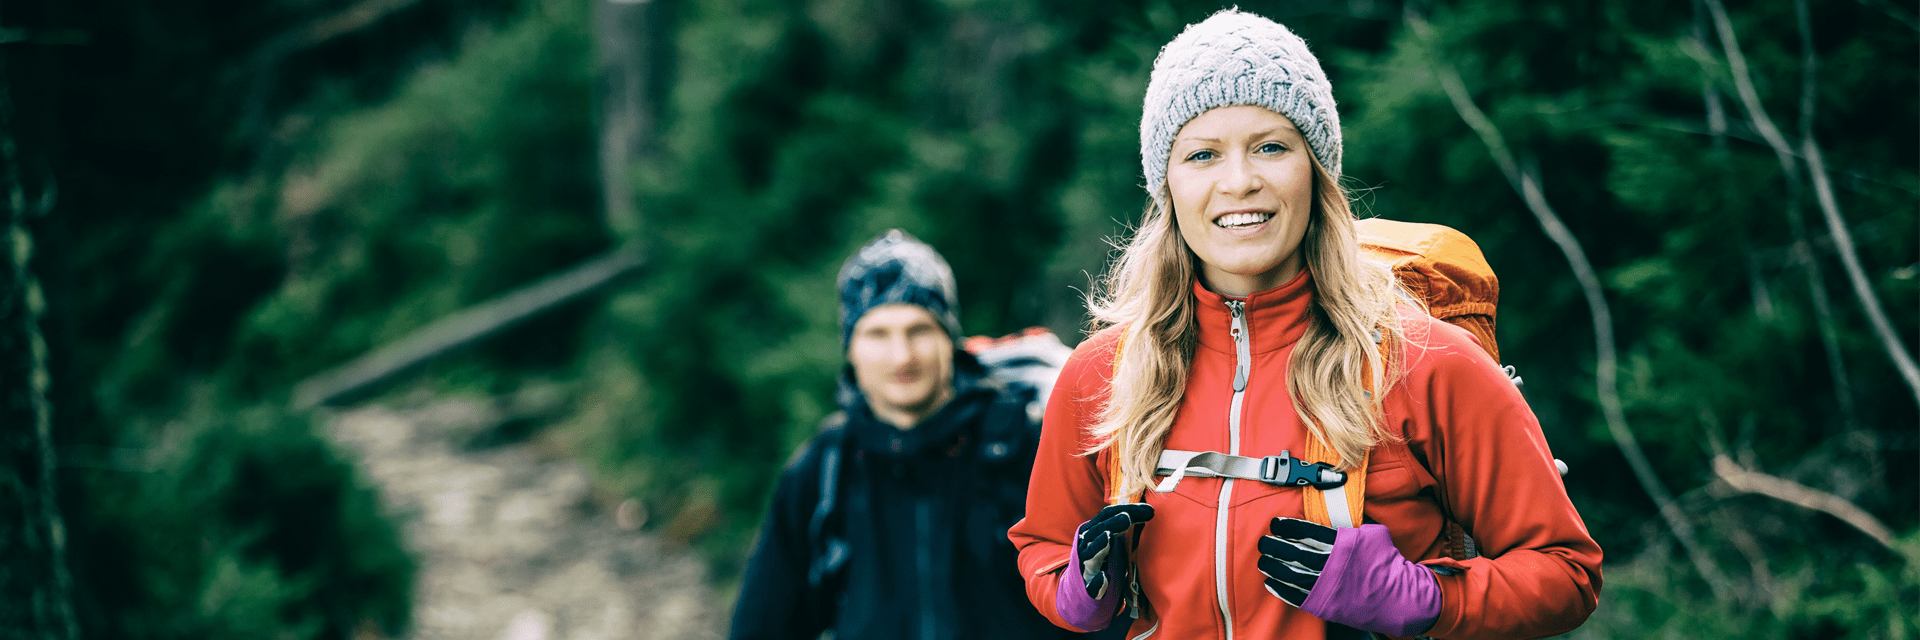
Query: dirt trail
[[327, 397, 728, 640]]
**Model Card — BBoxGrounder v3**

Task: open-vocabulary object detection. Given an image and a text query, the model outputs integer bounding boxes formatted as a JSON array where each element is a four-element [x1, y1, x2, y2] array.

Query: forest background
[[2, 0, 1915, 637]]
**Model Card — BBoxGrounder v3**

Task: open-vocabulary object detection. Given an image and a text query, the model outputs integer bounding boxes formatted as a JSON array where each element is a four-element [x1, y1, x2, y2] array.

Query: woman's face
[[1167, 105, 1316, 297]]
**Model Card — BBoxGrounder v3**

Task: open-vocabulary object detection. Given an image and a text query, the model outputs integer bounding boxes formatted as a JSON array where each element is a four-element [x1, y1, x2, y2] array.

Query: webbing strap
[[1104, 329, 1371, 529], [1322, 480, 1356, 528], [1303, 437, 1369, 529], [1152, 449, 1347, 494]]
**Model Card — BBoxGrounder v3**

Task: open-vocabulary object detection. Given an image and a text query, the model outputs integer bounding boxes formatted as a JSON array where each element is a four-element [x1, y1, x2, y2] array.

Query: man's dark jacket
[[729, 354, 1084, 640]]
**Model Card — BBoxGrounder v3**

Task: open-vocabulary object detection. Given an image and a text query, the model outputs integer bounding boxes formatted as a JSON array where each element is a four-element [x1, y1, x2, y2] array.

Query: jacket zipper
[[1216, 299, 1250, 640], [918, 499, 936, 640]]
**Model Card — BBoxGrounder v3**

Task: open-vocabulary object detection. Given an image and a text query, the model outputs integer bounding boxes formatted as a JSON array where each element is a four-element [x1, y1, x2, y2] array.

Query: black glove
[[1256, 516, 1335, 606], [1075, 503, 1154, 599]]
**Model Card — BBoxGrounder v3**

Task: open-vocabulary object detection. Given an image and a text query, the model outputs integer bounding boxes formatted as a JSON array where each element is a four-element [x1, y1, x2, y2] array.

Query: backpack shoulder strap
[[806, 412, 851, 589], [983, 384, 1040, 457]]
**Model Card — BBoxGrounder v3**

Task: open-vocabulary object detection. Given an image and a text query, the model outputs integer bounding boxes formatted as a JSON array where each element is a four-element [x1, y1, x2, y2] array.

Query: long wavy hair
[[1083, 155, 1408, 501]]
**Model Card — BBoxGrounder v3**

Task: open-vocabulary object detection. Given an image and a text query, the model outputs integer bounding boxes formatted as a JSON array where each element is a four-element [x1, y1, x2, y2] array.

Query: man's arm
[[730, 441, 834, 640]]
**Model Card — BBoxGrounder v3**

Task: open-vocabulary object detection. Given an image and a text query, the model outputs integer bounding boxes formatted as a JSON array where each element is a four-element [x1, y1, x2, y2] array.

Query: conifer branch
[[1405, 9, 1733, 603]]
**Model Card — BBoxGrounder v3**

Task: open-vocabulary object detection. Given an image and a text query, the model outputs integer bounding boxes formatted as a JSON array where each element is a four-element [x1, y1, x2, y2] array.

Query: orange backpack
[[1354, 218, 1501, 363]]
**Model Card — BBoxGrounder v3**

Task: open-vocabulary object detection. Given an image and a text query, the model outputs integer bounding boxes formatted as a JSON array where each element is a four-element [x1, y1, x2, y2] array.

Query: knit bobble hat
[[1140, 9, 1342, 200], [836, 229, 963, 348]]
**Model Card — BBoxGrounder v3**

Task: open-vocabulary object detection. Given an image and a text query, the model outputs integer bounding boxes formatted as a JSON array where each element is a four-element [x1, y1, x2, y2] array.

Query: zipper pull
[[1227, 300, 1249, 392]]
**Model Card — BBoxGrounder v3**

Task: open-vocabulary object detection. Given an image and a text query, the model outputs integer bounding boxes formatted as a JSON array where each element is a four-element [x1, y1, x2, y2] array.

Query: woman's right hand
[[1056, 503, 1154, 631], [1075, 503, 1154, 598]]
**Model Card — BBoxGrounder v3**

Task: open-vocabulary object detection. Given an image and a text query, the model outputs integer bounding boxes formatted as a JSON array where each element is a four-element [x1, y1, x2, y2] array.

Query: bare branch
[[1701, 0, 1798, 184], [255, 0, 425, 61], [1854, 0, 1920, 32], [1712, 455, 1896, 551], [1405, 9, 1733, 603], [238, 0, 425, 144], [1803, 137, 1920, 403], [1702, 0, 1920, 406]]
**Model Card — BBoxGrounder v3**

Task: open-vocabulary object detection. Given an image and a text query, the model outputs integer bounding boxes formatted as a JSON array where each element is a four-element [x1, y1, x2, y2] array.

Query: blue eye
[[1258, 142, 1286, 154], [1186, 149, 1217, 162]]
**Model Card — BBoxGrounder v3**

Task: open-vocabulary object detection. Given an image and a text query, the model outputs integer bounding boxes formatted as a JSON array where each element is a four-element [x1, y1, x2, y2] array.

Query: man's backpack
[[805, 329, 1075, 589]]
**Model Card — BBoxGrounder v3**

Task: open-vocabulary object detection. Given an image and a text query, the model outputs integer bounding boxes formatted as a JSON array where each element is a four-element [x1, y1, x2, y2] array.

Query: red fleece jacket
[[1008, 273, 1602, 640]]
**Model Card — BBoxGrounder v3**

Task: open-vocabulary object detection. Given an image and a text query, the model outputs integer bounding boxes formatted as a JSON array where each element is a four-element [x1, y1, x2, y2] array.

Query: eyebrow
[[1176, 126, 1299, 145]]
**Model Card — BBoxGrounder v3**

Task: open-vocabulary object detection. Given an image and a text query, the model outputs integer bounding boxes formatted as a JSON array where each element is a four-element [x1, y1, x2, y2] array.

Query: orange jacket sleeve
[[1396, 320, 1603, 639], [1007, 329, 1123, 632]]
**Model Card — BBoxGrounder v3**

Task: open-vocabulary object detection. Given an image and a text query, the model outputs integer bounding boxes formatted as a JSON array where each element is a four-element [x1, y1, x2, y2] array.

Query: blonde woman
[[1008, 10, 1602, 640]]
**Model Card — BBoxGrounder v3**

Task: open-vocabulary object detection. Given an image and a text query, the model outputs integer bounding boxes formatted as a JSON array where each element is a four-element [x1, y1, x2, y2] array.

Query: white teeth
[[1215, 212, 1273, 228]]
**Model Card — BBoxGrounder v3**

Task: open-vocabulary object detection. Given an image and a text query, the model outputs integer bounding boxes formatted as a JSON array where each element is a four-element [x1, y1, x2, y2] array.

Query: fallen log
[[292, 248, 645, 410]]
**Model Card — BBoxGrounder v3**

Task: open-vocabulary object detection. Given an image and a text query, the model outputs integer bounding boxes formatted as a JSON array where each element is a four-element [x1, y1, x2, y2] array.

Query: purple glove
[[1258, 517, 1441, 637], [1055, 503, 1152, 631]]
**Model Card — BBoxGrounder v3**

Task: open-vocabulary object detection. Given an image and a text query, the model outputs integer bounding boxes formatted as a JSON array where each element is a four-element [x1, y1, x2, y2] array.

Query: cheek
[[920, 339, 952, 371], [847, 341, 885, 374], [1278, 161, 1316, 208]]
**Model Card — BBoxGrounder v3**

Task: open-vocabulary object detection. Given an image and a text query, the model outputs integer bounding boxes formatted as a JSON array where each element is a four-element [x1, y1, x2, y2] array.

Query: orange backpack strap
[[1299, 354, 1380, 529], [1356, 218, 1501, 362], [1105, 331, 1139, 505], [1301, 434, 1368, 528]]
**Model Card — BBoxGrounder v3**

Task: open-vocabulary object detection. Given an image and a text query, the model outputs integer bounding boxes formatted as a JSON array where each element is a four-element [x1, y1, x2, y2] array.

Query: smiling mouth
[[1214, 211, 1274, 229]]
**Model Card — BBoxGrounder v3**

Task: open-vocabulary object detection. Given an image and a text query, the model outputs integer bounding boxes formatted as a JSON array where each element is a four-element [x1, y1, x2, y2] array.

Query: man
[[729, 230, 1084, 640]]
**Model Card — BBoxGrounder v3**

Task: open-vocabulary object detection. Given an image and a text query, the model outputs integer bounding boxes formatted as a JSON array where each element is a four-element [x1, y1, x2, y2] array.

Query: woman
[[1007, 10, 1601, 640]]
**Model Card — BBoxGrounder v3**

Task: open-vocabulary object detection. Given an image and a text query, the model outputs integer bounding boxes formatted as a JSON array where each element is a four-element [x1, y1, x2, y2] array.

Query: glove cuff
[[1299, 524, 1441, 637], [1055, 531, 1120, 631]]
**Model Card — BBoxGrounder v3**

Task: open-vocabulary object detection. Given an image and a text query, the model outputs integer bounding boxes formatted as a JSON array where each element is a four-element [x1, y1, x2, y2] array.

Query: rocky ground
[[327, 395, 728, 640]]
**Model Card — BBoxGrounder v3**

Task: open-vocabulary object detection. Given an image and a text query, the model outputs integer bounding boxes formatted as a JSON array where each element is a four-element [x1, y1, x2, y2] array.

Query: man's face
[[847, 304, 955, 428]]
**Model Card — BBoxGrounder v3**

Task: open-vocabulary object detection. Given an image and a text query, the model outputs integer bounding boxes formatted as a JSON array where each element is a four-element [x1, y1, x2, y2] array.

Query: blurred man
[[729, 230, 1082, 640]]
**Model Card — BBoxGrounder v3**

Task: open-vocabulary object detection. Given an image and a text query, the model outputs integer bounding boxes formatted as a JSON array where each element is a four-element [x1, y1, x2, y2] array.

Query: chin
[[1220, 259, 1287, 277], [885, 389, 938, 410]]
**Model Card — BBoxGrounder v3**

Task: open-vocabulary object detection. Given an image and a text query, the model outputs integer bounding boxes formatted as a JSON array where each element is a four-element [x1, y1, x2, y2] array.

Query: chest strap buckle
[[1153, 449, 1347, 493], [1261, 451, 1347, 489]]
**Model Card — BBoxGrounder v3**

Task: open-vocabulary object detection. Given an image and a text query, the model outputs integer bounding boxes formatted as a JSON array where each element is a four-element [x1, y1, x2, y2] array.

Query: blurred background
[[1, 0, 1914, 637]]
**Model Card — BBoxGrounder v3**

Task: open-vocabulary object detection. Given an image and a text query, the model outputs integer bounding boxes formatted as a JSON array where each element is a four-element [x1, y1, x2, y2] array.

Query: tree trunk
[[594, 0, 664, 238]]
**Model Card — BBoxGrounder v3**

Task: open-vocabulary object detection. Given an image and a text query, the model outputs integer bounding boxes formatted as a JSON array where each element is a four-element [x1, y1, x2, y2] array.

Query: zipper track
[[918, 500, 935, 640], [1216, 300, 1251, 640]]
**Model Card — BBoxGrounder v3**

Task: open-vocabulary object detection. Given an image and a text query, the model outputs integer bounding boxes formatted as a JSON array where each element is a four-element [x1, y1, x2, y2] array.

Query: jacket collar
[[838, 350, 997, 458], [1193, 269, 1315, 355]]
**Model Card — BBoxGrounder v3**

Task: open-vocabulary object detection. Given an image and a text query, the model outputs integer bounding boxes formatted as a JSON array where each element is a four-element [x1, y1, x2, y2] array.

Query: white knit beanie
[[1140, 9, 1342, 201]]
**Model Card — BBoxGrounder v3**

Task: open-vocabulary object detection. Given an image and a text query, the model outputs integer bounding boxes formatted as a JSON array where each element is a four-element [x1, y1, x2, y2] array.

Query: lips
[[1213, 210, 1275, 229]]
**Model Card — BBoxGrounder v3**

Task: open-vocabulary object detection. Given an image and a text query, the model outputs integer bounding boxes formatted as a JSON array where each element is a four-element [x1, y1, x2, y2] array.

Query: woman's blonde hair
[[1084, 155, 1407, 501]]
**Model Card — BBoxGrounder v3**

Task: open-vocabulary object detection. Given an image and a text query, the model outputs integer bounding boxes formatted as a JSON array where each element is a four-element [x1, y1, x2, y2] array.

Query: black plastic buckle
[[1259, 450, 1347, 489]]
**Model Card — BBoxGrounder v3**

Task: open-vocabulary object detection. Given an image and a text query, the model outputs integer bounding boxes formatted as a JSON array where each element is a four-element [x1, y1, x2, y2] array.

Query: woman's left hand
[[1258, 517, 1443, 637]]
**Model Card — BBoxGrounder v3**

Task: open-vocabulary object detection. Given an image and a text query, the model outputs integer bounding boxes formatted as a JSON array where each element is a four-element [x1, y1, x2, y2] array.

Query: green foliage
[[27, 0, 573, 636], [1577, 531, 1920, 639], [69, 396, 412, 639], [227, 0, 606, 396], [27, 0, 1916, 635]]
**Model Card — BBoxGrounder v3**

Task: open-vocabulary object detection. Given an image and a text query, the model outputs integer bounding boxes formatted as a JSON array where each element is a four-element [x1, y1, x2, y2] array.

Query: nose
[[1217, 153, 1262, 197], [884, 333, 916, 366]]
